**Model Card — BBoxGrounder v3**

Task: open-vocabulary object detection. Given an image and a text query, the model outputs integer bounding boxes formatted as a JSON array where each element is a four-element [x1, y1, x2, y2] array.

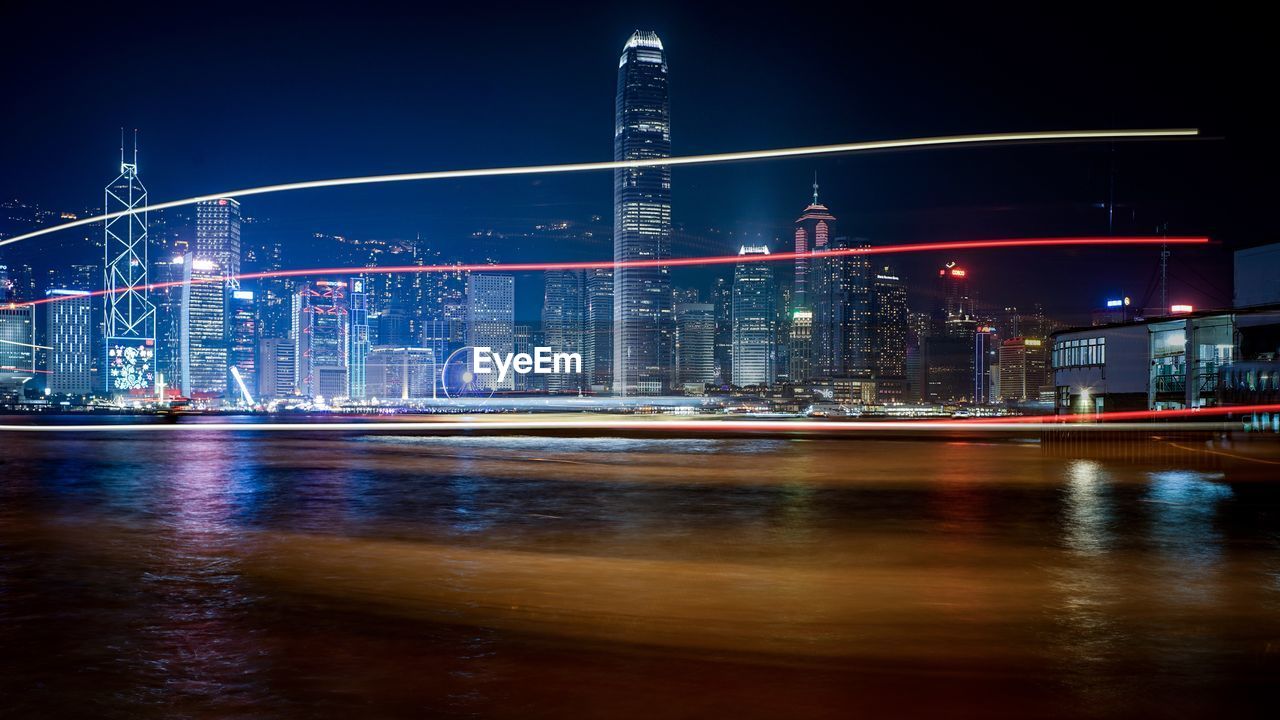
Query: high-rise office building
[[713, 276, 733, 384], [466, 273, 515, 391], [788, 308, 814, 382], [227, 289, 257, 402], [936, 262, 975, 335], [194, 198, 242, 282], [0, 304, 36, 403], [812, 236, 872, 378], [870, 266, 908, 403], [103, 142, 157, 396], [674, 302, 716, 389], [295, 281, 349, 400], [583, 268, 613, 392], [366, 347, 435, 401], [257, 337, 296, 401], [348, 277, 370, 400], [152, 255, 185, 394], [377, 307, 410, 346], [924, 262, 980, 403], [732, 246, 776, 386], [180, 257, 227, 397], [45, 289, 93, 396], [542, 269, 585, 393], [793, 179, 834, 309], [998, 337, 1049, 401], [974, 325, 1000, 404], [613, 29, 672, 396]]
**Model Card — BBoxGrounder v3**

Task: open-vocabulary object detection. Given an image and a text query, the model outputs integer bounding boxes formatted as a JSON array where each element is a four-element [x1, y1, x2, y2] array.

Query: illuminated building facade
[[925, 262, 978, 403], [936, 261, 976, 336], [613, 29, 672, 396], [194, 198, 242, 281], [674, 302, 716, 388], [812, 236, 872, 378], [227, 289, 257, 402], [713, 276, 732, 384], [466, 273, 514, 391], [998, 336, 1047, 401], [0, 304, 36, 402], [348, 276, 370, 400], [366, 347, 435, 400], [583, 268, 613, 392], [257, 337, 296, 401], [870, 266, 907, 402], [974, 325, 1000, 403], [103, 142, 157, 396], [152, 255, 185, 393], [45, 289, 93, 396], [180, 257, 227, 397], [788, 308, 813, 382], [542, 269, 585, 393], [793, 180, 834, 310], [296, 281, 349, 400], [732, 246, 776, 386]]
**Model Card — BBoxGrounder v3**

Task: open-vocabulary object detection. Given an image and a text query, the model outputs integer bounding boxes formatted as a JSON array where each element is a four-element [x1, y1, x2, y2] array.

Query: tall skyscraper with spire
[[793, 176, 834, 311], [612, 29, 672, 396], [103, 132, 157, 396]]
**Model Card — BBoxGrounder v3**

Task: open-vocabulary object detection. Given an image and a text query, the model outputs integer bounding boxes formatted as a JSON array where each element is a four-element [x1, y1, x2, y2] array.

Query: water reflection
[[2, 431, 1278, 717]]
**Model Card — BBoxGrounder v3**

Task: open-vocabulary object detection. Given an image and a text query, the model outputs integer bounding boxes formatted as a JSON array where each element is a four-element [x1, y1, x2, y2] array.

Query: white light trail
[[0, 128, 1198, 249], [0, 338, 52, 350], [0, 417, 1249, 435]]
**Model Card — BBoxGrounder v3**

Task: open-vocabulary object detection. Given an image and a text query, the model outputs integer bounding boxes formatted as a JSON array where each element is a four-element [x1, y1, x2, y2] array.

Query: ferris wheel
[[439, 346, 497, 400]]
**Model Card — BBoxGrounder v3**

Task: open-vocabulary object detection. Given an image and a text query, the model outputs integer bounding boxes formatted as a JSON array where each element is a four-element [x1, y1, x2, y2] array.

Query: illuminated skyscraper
[[793, 178, 834, 310], [257, 337, 296, 401], [180, 257, 227, 397], [194, 198, 242, 282], [613, 29, 672, 396], [348, 276, 370, 400], [870, 265, 908, 403], [936, 261, 975, 335], [227, 289, 257, 402], [925, 262, 978, 403], [152, 255, 185, 393], [0, 305, 36, 403], [674, 302, 716, 389], [998, 337, 1049, 401], [788, 308, 814, 382], [296, 281, 349, 400], [713, 276, 733, 384], [974, 325, 999, 404], [466, 273, 514, 391], [45, 289, 93, 396], [583, 268, 613, 391], [812, 236, 872, 378], [732, 246, 776, 386], [542, 269, 585, 393], [103, 139, 157, 396]]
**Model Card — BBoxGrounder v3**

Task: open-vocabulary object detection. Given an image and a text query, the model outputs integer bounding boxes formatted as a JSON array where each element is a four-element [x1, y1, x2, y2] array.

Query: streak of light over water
[[2, 424, 1278, 718]]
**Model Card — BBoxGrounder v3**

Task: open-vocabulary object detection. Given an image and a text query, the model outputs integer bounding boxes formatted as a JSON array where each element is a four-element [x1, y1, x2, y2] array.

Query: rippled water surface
[[2, 428, 1279, 718]]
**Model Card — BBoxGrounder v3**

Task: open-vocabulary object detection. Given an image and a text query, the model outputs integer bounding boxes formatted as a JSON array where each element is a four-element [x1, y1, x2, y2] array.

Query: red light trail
[[9, 235, 1210, 309]]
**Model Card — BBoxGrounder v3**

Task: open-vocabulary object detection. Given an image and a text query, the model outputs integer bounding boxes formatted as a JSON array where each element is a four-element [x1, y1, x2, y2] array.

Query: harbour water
[[2, 422, 1278, 717]]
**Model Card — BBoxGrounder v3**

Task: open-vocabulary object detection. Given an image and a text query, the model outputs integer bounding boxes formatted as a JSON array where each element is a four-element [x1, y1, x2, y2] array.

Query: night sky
[[0, 2, 1259, 320]]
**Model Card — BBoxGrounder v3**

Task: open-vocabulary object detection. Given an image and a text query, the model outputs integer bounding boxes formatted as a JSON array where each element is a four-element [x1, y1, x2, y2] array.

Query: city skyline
[[0, 3, 1251, 319], [0, 12, 1252, 412]]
